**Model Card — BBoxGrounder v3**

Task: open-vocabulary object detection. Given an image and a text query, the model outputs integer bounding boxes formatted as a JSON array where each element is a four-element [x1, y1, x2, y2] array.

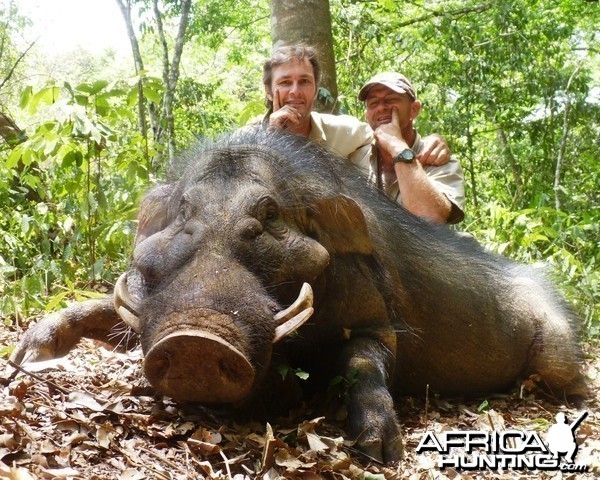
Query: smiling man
[[261, 46, 464, 224], [359, 72, 465, 224], [262, 45, 374, 165]]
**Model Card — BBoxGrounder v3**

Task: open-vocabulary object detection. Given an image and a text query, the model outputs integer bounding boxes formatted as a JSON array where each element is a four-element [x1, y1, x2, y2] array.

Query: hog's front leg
[[340, 331, 403, 463], [10, 297, 133, 364]]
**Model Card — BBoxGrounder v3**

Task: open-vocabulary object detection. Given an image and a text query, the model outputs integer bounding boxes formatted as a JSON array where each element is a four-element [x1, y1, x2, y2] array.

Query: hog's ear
[[309, 195, 373, 255], [135, 184, 176, 246]]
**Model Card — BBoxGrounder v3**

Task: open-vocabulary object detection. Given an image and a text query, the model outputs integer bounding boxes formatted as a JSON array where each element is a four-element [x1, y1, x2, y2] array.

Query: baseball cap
[[358, 72, 417, 102]]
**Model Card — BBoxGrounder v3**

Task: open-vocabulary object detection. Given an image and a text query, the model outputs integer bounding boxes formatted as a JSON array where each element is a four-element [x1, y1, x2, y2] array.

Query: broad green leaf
[[143, 87, 163, 104], [19, 86, 33, 109], [45, 290, 70, 311], [75, 80, 109, 95], [6, 147, 22, 169]]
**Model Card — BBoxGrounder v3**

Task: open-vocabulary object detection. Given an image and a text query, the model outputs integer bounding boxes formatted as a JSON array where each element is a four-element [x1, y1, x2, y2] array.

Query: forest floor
[[1, 328, 598, 480]]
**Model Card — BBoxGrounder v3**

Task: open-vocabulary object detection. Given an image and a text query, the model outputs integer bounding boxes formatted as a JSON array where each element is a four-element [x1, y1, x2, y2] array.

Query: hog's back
[[357, 199, 583, 398]]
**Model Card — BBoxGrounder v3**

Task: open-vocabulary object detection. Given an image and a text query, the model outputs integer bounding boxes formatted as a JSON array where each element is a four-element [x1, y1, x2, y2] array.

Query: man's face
[[268, 58, 317, 121], [364, 84, 418, 129]]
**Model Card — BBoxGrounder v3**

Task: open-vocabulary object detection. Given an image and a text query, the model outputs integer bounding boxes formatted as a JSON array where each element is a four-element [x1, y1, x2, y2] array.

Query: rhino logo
[[545, 411, 588, 464]]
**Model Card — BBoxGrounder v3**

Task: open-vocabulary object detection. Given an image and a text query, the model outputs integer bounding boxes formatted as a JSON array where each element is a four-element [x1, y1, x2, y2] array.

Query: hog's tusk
[[273, 282, 313, 325], [117, 306, 142, 334], [114, 273, 142, 333], [273, 307, 314, 343]]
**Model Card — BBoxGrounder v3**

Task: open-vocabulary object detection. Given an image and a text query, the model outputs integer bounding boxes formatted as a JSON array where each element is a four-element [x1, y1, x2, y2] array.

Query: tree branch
[[0, 37, 38, 92], [394, 1, 495, 29], [0, 111, 26, 146], [554, 63, 583, 210]]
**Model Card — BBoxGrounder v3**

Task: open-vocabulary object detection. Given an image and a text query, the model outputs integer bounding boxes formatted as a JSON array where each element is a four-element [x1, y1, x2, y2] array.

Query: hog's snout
[[144, 329, 255, 403]]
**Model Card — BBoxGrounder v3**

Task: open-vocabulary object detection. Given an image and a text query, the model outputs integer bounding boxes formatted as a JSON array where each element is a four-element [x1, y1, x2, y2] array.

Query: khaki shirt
[[259, 111, 465, 223], [306, 111, 373, 166], [358, 132, 466, 224]]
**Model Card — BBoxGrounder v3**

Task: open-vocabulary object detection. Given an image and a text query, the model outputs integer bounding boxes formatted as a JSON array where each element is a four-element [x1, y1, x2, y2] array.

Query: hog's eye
[[265, 207, 277, 222], [256, 197, 279, 223]]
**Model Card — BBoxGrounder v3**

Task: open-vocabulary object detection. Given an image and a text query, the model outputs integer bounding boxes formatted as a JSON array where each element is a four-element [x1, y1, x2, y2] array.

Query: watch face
[[401, 149, 415, 160], [394, 148, 415, 163]]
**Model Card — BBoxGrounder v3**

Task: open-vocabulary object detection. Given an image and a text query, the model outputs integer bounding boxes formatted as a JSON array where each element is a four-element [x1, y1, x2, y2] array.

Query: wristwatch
[[393, 148, 416, 164]]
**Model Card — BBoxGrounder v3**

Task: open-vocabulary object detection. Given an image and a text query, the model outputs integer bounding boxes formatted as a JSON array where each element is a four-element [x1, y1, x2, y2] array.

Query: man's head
[[263, 45, 320, 117], [359, 72, 421, 130]]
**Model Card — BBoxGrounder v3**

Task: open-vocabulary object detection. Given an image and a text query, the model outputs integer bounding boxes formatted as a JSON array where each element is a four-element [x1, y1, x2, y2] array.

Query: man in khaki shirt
[[358, 72, 465, 224], [262, 45, 464, 224]]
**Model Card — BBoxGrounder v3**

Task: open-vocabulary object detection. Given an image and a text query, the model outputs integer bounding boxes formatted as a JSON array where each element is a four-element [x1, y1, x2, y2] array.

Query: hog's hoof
[[356, 432, 404, 464], [144, 329, 255, 403]]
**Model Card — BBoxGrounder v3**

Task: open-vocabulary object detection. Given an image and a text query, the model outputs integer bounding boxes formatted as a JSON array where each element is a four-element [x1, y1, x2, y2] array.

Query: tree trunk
[[554, 65, 581, 211], [270, 0, 337, 113], [554, 97, 571, 211], [114, 0, 155, 166], [466, 125, 478, 209], [0, 111, 25, 146], [497, 128, 524, 207], [152, 0, 192, 164], [116, 0, 191, 165]]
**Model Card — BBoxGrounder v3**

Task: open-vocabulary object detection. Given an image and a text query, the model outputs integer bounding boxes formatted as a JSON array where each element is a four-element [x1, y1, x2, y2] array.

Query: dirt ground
[[1, 329, 598, 480]]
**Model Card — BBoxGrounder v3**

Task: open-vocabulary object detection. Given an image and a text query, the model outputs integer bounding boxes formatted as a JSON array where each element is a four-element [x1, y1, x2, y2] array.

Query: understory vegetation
[[0, 0, 598, 342]]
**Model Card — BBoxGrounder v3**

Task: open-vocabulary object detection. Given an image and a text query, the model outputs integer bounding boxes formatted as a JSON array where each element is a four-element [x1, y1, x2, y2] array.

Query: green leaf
[[143, 86, 163, 104], [6, 147, 22, 169], [238, 99, 264, 126], [92, 258, 105, 279], [19, 86, 33, 109], [45, 290, 70, 311], [75, 80, 109, 95], [20, 215, 31, 236], [74, 290, 107, 300], [74, 95, 89, 106]]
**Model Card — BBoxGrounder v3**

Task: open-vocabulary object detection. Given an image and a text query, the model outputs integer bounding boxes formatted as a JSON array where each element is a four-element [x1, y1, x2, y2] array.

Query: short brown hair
[[262, 45, 321, 108]]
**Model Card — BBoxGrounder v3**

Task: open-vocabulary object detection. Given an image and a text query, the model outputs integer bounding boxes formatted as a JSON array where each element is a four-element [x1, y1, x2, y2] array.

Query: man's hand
[[268, 90, 301, 130], [373, 108, 409, 163], [418, 134, 451, 166]]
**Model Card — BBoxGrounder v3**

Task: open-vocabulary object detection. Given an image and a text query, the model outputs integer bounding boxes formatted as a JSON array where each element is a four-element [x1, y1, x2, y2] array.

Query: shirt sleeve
[[424, 156, 466, 224], [312, 113, 374, 160]]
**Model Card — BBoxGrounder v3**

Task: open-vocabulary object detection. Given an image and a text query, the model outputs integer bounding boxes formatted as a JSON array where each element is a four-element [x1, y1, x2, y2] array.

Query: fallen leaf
[[305, 432, 329, 453], [275, 449, 310, 470], [38, 467, 80, 478], [21, 358, 76, 373], [117, 469, 146, 480], [66, 391, 105, 412], [0, 462, 36, 480]]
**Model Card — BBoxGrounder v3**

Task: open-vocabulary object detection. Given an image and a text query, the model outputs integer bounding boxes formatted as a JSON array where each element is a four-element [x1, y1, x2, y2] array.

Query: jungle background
[[0, 0, 599, 478]]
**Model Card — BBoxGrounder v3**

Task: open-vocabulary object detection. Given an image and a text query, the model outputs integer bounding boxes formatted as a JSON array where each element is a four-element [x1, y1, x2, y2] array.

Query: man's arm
[[374, 109, 455, 223], [393, 160, 454, 223]]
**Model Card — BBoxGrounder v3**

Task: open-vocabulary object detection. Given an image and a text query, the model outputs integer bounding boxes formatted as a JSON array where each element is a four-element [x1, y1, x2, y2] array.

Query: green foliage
[[171, 0, 270, 144], [466, 203, 598, 336], [327, 370, 359, 405], [1, 78, 155, 320], [477, 399, 490, 413], [1, 0, 597, 343], [277, 364, 310, 381], [0, 0, 31, 89], [332, 0, 599, 339]]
